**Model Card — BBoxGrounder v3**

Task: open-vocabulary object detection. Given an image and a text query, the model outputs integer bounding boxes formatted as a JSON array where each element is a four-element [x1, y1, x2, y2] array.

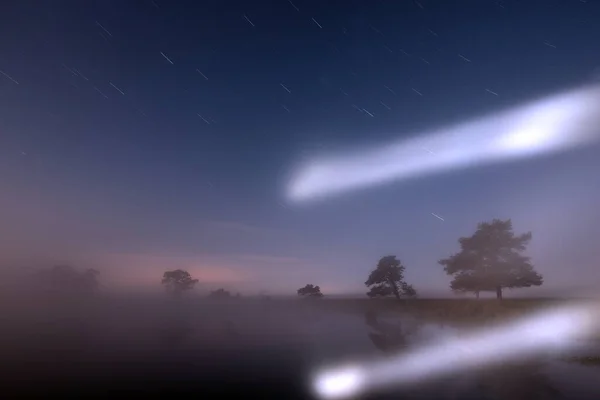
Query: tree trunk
[[495, 286, 503, 300], [390, 281, 401, 301], [475, 291, 480, 299]]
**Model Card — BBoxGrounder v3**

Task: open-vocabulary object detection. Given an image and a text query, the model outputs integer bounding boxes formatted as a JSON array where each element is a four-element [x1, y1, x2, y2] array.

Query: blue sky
[[1, 0, 599, 296]]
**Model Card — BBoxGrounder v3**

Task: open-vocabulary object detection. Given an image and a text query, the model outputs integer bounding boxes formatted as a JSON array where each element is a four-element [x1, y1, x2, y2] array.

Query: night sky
[[1, 0, 600, 296]]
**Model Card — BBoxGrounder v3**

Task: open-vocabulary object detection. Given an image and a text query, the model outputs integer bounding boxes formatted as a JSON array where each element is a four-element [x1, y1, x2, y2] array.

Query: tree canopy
[[365, 255, 417, 300], [161, 269, 198, 296], [297, 284, 324, 298], [34, 265, 99, 297], [439, 218, 543, 299]]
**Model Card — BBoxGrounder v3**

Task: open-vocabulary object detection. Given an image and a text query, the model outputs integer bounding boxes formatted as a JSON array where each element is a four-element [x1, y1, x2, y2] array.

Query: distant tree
[[365, 256, 417, 301], [161, 269, 198, 297], [208, 288, 232, 299], [439, 218, 543, 300], [82, 268, 100, 292], [297, 284, 324, 298], [34, 265, 100, 297]]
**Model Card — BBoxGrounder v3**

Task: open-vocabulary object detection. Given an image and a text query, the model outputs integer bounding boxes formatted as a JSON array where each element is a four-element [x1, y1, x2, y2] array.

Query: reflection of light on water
[[312, 302, 600, 399], [313, 366, 367, 399]]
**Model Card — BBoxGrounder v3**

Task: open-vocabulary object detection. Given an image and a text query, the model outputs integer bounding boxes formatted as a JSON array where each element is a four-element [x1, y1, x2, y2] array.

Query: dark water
[[1, 296, 599, 399]]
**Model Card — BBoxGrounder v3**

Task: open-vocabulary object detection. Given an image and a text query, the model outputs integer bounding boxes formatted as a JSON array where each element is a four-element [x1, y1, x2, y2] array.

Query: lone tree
[[161, 269, 198, 296], [297, 284, 324, 298], [439, 218, 543, 300], [365, 255, 417, 301], [82, 268, 100, 292], [34, 265, 100, 297]]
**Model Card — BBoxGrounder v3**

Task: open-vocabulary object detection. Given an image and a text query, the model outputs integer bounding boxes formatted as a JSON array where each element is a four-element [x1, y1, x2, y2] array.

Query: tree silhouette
[[297, 284, 324, 298], [439, 218, 543, 299], [35, 265, 100, 297], [82, 268, 100, 292], [208, 288, 232, 299], [365, 256, 417, 301], [161, 269, 198, 296]]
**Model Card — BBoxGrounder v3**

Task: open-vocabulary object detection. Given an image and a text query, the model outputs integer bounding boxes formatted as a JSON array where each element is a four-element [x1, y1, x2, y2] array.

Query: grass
[[562, 356, 600, 367], [319, 297, 566, 326]]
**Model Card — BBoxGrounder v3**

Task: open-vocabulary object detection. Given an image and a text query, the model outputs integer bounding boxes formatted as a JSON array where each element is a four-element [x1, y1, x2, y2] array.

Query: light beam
[[288, 85, 600, 203], [311, 302, 600, 399]]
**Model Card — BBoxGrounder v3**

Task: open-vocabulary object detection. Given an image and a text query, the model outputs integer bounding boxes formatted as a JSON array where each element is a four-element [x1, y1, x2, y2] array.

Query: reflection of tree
[[364, 310, 415, 355]]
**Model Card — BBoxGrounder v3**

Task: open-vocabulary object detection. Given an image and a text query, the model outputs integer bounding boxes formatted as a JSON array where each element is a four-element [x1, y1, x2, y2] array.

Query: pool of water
[[2, 298, 600, 399]]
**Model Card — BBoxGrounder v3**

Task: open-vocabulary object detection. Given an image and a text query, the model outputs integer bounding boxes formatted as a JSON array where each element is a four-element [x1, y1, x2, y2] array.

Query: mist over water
[[2, 291, 600, 399]]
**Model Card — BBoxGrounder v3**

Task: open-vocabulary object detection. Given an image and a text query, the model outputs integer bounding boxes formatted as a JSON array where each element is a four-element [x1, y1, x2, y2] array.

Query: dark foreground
[[2, 295, 599, 399], [5, 348, 312, 398]]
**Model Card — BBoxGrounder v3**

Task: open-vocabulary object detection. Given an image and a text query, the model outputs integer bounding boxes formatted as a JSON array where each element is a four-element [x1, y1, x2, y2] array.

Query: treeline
[[25, 218, 543, 301], [297, 218, 543, 300]]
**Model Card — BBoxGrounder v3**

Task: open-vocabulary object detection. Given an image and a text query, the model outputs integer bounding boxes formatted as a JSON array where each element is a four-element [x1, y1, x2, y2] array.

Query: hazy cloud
[[203, 220, 278, 236]]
